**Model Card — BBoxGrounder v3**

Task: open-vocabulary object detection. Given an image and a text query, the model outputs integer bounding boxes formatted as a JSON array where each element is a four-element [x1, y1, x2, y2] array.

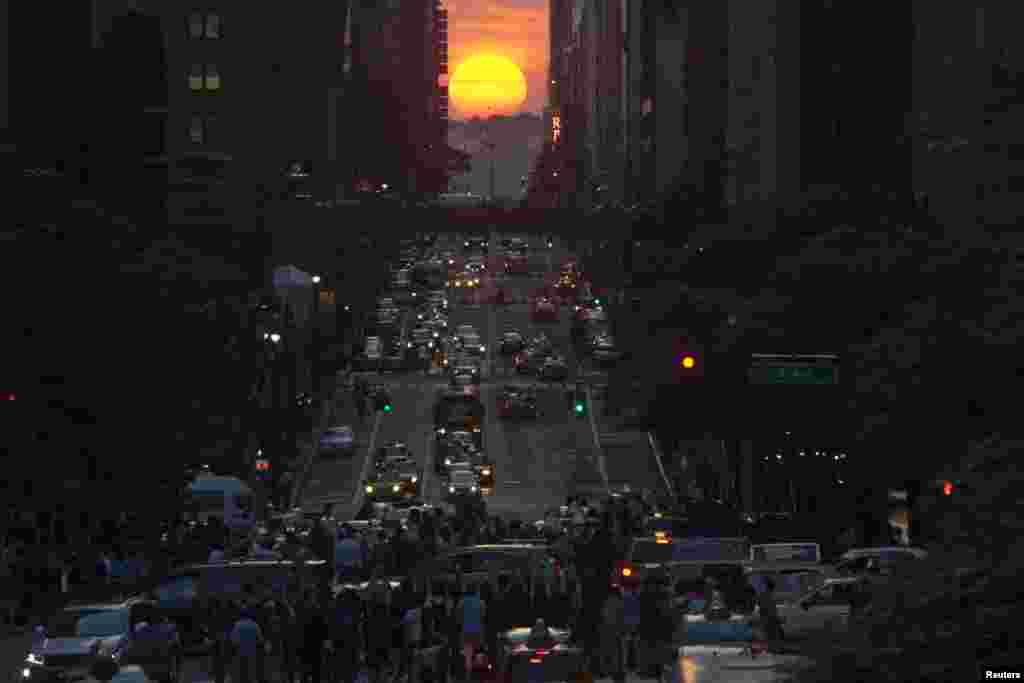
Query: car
[[436, 431, 482, 474], [538, 356, 569, 381], [555, 272, 577, 294], [434, 389, 484, 436], [770, 576, 868, 639], [450, 364, 481, 384], [463, 235, 489, 252], [364, 474, 412, 502], [409, 327, 436, 349], [496, 625, 583, 682], [151, 560, 328, 643], [392, 465, 422, 497], [319, 426, 355, 457], [513, 347, 549, 375], [833, 546, 928, 578], [462, 334, 486, 355], [414, 543, 559, 593], [504, 250, 529, 275], [23, 599, 183, 683], [364, 336, 382, 360], [532, 297, 559, 322], [499, 331, 525, 354], [465, 260, 486, 274], [497, 385, 541, 419], [591, 335, 622, 364], [446, 468, 482, 499], [375, 441, 412, 465]]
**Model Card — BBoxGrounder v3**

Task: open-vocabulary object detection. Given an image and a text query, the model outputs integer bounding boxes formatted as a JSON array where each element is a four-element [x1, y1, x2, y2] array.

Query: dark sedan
[[23, 600, 182, 683]]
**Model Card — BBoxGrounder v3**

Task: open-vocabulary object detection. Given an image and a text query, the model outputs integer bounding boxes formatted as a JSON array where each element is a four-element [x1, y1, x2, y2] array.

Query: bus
[[183, 475, 256, 533]]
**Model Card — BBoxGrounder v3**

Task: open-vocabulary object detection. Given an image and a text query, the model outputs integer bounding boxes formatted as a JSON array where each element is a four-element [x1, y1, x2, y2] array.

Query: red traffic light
[[942, 480, 954, 496], [256, 458, 271, 472]]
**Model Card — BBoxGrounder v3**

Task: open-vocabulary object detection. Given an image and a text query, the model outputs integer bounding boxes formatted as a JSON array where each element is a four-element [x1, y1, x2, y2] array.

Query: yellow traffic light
[[680, 354, 696, 369]]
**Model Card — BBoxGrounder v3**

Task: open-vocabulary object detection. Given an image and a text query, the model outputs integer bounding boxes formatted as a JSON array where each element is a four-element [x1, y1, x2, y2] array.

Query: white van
[[184, 475, 256, 533]]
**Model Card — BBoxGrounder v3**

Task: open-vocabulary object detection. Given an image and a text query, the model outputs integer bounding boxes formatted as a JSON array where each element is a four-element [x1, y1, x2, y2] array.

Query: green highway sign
[[748, 353, 840, 386]]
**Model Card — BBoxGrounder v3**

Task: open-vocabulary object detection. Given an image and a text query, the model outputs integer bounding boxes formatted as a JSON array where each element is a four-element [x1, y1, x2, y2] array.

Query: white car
[[463, 334, 485, 354], [365, 337, 382, 359], [835, 546, 928, 576], [319, 426, 355, 456], [771, 576, 866, 639], [447, 468, 480, 496]]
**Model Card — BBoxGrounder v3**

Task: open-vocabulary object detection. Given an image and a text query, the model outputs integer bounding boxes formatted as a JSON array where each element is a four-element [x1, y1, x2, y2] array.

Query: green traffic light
[[575, 403, 584, 413], [384, 404, 392, 413]]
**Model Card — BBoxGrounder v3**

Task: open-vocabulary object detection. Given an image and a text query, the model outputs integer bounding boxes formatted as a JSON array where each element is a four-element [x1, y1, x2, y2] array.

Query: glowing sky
[[446, 0, 548, 119]]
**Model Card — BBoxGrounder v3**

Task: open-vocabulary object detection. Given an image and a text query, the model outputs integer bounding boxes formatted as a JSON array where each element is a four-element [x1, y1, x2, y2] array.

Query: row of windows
[[189, 64, 221, 91], [189, 114, 217, 145], [188, 11, 222, 40]]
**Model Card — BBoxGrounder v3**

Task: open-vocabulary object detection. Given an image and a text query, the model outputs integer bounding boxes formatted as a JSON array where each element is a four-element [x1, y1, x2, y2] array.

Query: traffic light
[[673, 338, 705, 383], [376, 392, 393, 413], [942, 480, 954, 497], [255, 457, 271, 482], [573, 389, 587, 417]]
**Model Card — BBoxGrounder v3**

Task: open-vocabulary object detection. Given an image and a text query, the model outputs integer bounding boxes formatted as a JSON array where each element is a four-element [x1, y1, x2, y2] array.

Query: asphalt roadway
[[299, 230, 608, 525]]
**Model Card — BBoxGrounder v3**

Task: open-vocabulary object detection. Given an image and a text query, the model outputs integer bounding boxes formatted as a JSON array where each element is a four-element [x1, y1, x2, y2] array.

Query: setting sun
[[449, 54, 528, 118]]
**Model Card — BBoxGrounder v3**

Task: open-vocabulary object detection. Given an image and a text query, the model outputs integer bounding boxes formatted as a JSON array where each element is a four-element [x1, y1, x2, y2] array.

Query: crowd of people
[[190, 491, 721, 683]]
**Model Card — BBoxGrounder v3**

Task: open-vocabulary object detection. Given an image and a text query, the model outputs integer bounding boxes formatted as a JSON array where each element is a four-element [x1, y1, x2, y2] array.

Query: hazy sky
[[447, 0, 548, 119]]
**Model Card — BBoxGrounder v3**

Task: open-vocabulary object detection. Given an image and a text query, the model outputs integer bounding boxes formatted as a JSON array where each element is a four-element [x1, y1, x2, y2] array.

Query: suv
[[149, 560, 328, 647], [417, 544, 557, 590], [23, 599, 182, 683]]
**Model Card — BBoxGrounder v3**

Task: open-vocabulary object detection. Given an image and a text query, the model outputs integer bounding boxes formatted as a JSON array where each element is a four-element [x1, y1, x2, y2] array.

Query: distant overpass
[[263, 201, 631, 279]]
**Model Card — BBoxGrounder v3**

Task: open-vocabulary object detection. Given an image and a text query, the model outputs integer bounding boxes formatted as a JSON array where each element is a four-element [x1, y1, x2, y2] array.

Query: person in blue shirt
[[230, 605, 266, 683], [457, 583, 485, 682], [334, 526, 363, 583]]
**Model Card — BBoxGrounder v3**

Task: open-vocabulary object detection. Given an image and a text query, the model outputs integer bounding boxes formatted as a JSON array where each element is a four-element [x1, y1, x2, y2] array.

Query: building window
[[189, 64, 204, 91], [188, 12, 203, 39], [205, 12, 222, 39], [189, 115, 204, 144], [188, 10, 222, 40], [189, 114, 217, 145], [189, 64, 221, 91]]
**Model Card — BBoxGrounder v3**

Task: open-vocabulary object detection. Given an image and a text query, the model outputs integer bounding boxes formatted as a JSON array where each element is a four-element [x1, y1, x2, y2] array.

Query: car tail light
[[750, 641, 767, 657]]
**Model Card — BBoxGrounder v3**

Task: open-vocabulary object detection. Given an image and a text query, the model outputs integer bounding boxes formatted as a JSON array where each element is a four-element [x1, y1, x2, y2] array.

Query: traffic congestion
[[1, 231, 975, 683]]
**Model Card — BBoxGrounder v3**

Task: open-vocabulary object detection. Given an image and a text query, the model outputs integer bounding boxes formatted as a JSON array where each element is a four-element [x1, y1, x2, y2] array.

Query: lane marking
[[422, 429, 435, 504], [349, 410, 383, 512], [584, 383, 611, 494]]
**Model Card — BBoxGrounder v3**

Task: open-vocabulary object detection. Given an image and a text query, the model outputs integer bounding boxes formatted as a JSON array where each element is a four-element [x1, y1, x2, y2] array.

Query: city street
[[297, 231, 611, 524]]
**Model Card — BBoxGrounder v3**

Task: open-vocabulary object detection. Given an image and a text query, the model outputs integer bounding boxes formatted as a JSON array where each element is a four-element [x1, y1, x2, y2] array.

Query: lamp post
[[311, 275, 322, 399]]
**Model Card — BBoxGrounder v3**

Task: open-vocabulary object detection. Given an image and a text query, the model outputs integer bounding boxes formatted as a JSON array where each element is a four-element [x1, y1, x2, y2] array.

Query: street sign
[[748, 353, 839, 386]]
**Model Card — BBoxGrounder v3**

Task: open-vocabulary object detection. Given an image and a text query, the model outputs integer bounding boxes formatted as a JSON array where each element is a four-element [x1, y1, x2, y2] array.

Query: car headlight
[[392, 484, 400, 492], [438, 428, 446, 435], [482, 468, 491, 476], [366, 485, 374, 494], [479, 345, 486, 352], [449, 486, 456, 493], [470, 485, 478, 492], [411, 476, 418, 483], [445, 458, 452, 465], [25, 654, 43, 666], [407, 342, 413, 348]]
